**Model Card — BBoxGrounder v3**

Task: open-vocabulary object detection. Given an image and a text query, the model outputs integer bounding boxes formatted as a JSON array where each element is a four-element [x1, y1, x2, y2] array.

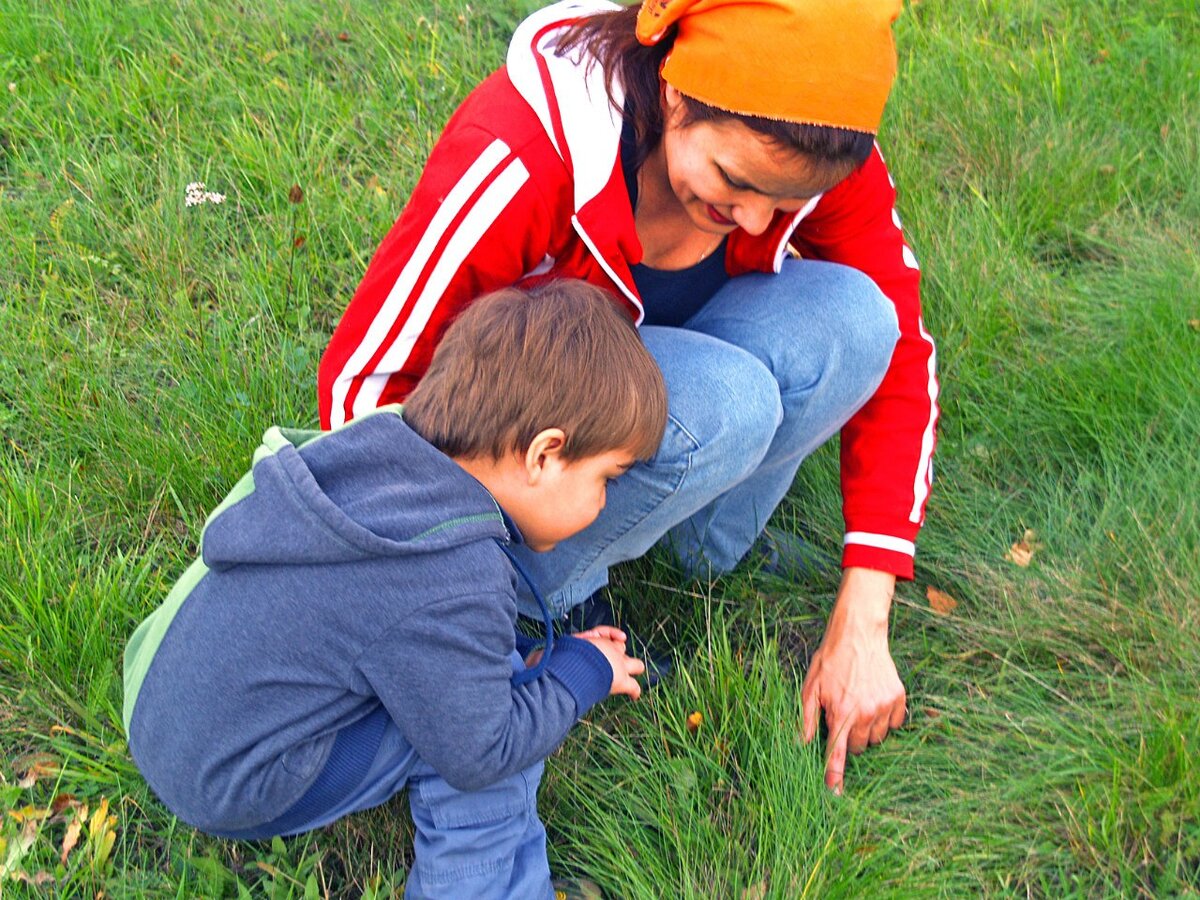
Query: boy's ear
[[524, 428, 567, 484]]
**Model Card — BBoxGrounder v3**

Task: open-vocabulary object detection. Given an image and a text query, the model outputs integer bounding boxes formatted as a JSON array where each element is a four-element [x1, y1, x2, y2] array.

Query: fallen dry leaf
[[15, 753, 59, 789], [686, 711, 703, 733], [925, 585, 958, 616], [287, 184, 304, 204], [50, 794, 80, 818], [61, 815, 83, 866], [7, 805, 51, 824], [0, 817, 40, 880], [1188, 319, 1199, 331], [1005, 529, 1040, 567], [741, 881, 768, 900], [15, 870, 55, 887]]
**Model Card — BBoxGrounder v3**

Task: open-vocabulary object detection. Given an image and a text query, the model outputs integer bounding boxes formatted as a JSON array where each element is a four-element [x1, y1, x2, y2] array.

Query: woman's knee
[[644, 329, 782, 485], [816, 262, 900, 377]]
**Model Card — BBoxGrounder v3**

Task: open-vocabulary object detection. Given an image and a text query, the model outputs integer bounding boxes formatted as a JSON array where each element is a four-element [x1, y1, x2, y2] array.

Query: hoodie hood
[[200, 407, 510, 569]]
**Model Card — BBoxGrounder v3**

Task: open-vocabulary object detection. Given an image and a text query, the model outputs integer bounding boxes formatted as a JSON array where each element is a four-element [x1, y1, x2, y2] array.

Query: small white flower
[[185, 181, 226, 206]]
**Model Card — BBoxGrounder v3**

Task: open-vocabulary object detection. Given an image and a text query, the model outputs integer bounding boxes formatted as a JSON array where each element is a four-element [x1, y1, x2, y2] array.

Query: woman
[[318, 0, 938, 793]]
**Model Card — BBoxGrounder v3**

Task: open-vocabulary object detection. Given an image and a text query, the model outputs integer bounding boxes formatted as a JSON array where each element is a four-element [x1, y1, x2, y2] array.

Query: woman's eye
[[720, 168, 748, 191]]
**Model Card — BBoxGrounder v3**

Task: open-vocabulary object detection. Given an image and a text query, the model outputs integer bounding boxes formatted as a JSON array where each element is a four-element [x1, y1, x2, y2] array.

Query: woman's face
[[658, 84, 846, 237]]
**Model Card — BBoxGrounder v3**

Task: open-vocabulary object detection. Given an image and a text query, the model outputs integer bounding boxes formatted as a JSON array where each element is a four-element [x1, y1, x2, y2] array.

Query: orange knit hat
[[636, 0, 902, 134]]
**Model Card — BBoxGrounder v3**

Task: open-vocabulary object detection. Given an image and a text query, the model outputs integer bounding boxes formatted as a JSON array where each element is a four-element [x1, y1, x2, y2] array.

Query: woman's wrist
[[831, 567, 896, 633]]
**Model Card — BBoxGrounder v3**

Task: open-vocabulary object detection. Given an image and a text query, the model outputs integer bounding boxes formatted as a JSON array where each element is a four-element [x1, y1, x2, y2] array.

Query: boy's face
[[517, 447, 637, 552]]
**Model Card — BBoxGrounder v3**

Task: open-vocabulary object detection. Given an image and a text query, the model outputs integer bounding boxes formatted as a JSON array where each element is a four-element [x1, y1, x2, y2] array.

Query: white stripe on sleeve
[[908, 315, 939, 523], [328, 139, 514, 428], [351, 156, 532, 419], [844, 532, 916, 557]]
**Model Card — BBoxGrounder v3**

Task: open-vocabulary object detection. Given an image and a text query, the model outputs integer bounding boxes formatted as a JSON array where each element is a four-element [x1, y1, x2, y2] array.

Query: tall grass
[[2, 0, 1197, 896]]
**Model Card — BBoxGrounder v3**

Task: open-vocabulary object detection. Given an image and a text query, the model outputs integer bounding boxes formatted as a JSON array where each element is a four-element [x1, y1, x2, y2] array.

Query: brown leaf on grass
[[925, 585, 958, 616], [15, 869, 56, 886], [686, 711, 703, 733], [1188, 319, 1200, 331], [61, 816, 83, 866], [15, 753, 59, 789], [337, 31, 351, 42], [1005, 529, 1041, 567], [741, 881, 768, 900], [50, 794, 80, 818], [287, 184, 304, 204]]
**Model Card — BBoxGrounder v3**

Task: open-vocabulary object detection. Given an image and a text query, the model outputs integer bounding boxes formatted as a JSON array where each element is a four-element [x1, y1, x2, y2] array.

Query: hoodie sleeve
[[318, 78, 557, 431], [353, 592, 611, 793], [789, 145, 939, 580]]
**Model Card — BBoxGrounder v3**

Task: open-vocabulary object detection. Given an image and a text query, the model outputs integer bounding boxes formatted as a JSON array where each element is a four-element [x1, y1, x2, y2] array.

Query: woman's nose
[[732, 196, 776, 236]]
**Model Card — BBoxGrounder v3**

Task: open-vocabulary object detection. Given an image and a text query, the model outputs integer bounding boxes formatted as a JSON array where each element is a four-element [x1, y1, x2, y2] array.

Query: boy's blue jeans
[[511, 259, 901, 617], [226, 715, 554, 900]]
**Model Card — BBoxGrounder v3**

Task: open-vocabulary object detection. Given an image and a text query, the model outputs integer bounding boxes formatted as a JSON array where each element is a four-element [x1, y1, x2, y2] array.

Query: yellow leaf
[[88, 797, 110, 838], [94, 828, 116, 871], [686, 711, 703, 733], [8, 805, 51, 823], [925, 584, 958, 615]]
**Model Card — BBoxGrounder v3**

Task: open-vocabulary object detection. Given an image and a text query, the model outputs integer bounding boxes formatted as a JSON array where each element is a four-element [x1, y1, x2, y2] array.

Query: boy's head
[[404, 280, 668, 550]]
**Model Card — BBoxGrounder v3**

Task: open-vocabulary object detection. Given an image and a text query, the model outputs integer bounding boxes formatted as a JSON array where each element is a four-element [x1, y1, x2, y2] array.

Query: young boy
[[122, 280, 668, 899]]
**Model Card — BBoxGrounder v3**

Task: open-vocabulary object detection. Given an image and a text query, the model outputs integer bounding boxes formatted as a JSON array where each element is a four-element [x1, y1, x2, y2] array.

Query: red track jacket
[[318, 0, 939, 578]]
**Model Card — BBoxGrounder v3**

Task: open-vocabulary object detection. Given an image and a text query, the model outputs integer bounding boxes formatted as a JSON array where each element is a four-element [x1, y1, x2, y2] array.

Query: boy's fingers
[[627, 657, 646, 676]]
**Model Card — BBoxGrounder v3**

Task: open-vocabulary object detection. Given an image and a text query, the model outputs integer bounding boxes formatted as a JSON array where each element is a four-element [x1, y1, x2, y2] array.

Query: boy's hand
[[575, 631, 645, 700], [572, 625, 627, 643]]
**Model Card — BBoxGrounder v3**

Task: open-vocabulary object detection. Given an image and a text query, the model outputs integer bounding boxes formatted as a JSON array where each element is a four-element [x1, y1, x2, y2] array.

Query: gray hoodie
[[123, 407, 610, 833]]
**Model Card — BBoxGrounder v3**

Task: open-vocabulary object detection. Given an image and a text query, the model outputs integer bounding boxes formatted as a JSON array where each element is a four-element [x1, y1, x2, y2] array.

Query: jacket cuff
[[842, 533, 915, 580], [544, 636, 611, 717]]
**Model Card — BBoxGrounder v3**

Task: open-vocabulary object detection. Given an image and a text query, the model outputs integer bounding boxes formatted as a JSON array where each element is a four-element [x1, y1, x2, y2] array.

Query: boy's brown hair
[[404, 280, 667, 462]]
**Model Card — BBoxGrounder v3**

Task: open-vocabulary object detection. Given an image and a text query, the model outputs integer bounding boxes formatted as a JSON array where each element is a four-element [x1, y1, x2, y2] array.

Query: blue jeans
[[511, 259, 900, 617], [240, 718, 553, 900]]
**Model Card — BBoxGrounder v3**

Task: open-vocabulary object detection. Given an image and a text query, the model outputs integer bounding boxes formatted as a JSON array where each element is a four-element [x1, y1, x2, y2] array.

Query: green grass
[[2, 0, 1198, 896]]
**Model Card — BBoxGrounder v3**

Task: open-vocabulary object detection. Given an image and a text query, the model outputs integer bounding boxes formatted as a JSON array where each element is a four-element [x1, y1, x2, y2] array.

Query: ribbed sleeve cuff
[[544, 636, 612, 717]]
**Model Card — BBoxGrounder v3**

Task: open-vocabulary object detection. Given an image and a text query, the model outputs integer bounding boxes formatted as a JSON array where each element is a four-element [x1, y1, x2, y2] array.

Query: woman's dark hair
[[555, 6, 875, 178]]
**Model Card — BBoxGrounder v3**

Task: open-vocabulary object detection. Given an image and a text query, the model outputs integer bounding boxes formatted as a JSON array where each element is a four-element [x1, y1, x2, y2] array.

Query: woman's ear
[[523, 428, 567, 485], [661, 81, 684, 123]]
